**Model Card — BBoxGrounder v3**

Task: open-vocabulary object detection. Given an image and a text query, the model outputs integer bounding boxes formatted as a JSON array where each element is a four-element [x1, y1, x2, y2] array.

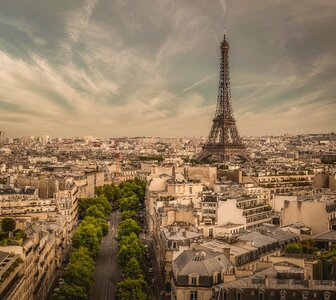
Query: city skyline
[[0, 0, 335, 138]]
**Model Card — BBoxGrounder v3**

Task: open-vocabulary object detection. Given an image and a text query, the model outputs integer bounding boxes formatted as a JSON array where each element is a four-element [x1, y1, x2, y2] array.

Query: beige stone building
[[171, 249, 234, 300], [280, 193, 336, 235], [0, 251, 25, 300]]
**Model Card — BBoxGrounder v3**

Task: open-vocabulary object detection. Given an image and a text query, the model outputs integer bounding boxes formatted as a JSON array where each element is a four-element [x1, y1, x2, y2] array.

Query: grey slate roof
[[314, 230, 336, 242], [0, 251, 9, 263], [254, 226, 298, 243], [173, 249, 232, 278], [238, 231, 278, 247]]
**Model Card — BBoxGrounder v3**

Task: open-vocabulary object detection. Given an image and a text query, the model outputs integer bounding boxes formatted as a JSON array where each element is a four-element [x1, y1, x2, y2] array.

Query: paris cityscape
[[0, 1, 336, 300]]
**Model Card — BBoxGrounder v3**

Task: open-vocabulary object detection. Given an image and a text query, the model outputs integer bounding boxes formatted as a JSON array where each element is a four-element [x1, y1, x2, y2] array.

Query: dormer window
[[189, 273, 199, 285], [213, 272, 218, 284]]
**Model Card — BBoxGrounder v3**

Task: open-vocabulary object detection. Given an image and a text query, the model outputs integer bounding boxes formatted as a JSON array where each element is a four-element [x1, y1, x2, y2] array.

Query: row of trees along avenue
[[51, 178, 148, 299], [51, 196, 111, 300], [97, 179, 152, 299]]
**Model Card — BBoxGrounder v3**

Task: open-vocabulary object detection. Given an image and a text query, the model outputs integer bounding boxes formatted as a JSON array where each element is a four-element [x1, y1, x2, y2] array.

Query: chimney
[[184, 166, 189, 179], [223, 247, 230, 259]]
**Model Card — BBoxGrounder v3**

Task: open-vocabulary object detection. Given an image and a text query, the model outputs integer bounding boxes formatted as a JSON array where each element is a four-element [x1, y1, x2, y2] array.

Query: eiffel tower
[[200, 34, 246, 161]]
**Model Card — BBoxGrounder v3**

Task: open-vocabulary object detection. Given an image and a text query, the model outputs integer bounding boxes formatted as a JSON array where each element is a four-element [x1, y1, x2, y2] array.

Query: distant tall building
[[0, 131, 4, 146], [200, 34, 246, 161]]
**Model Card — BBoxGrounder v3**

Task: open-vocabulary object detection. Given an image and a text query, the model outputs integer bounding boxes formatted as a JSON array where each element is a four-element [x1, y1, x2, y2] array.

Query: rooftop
[[173, 249, 232, 277]]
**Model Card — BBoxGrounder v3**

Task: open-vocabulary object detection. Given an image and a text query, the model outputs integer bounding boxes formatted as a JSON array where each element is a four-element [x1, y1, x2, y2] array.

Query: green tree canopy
[[72, 223, 101, 258], [119, 196, 140, 212], [285, 243, 303, 253], [13, 229, 26, 240], [120, 181, 145, 202], [124, 257, 144, 280], [121, 210, 137, 221], [81, 216, 107, 237], [118, 218, 141, 240], [78, 196, 111, 219], [1, 217, 16, 233], [117, 278, 149, 300], [52, 283, 88, 300], [86, 205, 106, 219], [96, 184, 121, 201], [69, 247, 95, 271], [285, 240, 317, 254], [117, 233, 144, 268], [63, 260, 94, 292]]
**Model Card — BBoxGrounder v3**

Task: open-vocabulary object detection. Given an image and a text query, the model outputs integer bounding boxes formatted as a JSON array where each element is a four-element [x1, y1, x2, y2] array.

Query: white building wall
[[280, 200, 329, 235], [271, 195, 297, 212], [217, 200, 246, 227]]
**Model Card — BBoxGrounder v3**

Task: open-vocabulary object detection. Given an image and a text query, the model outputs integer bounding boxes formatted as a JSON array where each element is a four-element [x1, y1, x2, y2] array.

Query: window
[[280, 291, 287, 300], [190, 291, 198, 300], [213, 272, 218, 284], [209, 228, 213, 238], [236, 291, 242, 300], [189, 187, 193, 194], [258, 291, 264, 300], [237, 256, 242, 265], [191, 276, 197, 285]]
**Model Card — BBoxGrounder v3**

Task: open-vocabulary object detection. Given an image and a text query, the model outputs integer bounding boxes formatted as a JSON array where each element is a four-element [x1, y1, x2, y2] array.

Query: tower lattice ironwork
[[200, 34, 246, 160]]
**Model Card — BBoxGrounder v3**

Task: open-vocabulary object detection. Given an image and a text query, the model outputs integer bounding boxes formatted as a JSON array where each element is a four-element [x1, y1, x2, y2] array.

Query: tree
[[1, 218, 16, 233], [81, 216, 107, 237], [117, 278, 149, 300], [52, 283, 88, 300], [96, 184, 121, 203], [13, 229, 26, 240], [78, 196, 111, 219], [86, 205, 105, 219], [120, 181, 145, 202], [119, 196, 140, 212], [301, 239, 318, 254], [117, 233, 144, 268], [63, 260, 94, 292], [69, 247, 95, 270], [124, 257, 144, 280], [121, 210, 137, 221], [72, 223, 101, 258], [285, 242, 302, 253], [118, 218, 141, 240]]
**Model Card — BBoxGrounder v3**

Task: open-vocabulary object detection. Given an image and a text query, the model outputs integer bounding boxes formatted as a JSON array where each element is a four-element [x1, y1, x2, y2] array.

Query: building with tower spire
[[200, 34, 246, 161]]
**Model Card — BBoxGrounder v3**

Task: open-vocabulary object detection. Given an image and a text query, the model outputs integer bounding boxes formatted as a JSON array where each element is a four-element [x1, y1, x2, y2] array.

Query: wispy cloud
[[0, 0, 335, 137]]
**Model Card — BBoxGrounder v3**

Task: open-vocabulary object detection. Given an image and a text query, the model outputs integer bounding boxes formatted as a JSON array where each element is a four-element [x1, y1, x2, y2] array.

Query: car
[[148, 267, 154, 273]]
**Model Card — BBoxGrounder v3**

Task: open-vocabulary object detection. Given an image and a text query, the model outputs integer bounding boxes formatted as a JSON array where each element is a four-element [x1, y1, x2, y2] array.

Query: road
[[90, 210, 121, 300], [139, 207, 165, 300]]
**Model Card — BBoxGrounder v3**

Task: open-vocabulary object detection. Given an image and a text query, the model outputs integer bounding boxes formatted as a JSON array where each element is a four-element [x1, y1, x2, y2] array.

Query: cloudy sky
[[0, 0, 335, 138]]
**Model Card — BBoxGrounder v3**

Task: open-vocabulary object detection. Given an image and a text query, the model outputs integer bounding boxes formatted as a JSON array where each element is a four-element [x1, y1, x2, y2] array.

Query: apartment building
[[171, 249, 234, 300], [280, 192, 336, 235], [199, 193, 272, 236]]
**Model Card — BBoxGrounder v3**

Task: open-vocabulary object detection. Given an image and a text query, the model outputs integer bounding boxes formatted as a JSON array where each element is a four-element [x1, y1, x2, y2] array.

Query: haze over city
[[0, 0, 335, 138]]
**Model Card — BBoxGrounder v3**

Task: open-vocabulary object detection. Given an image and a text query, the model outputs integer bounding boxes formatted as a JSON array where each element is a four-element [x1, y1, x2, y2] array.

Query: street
[[139, 206, 165, 300], [90, 210, 121, 300]]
